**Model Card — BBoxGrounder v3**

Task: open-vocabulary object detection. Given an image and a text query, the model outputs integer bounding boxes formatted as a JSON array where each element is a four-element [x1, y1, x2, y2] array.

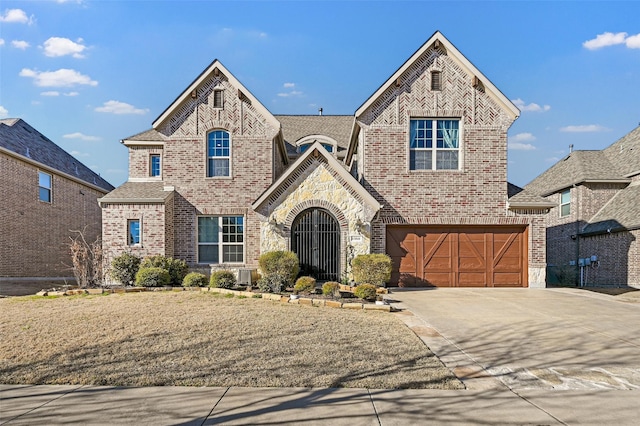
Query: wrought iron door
[[292, 208, 340, 281]]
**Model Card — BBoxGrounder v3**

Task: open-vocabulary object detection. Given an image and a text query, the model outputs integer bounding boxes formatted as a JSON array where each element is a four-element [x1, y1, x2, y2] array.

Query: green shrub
[[110, 252, 142, 285], [258, 251, 299, 287], [294, 276, 316, 294], [209, 270, 237, 289], [354, 283, 377, 301], [351, 254, 392, 286], [182, 272, 208, 287], [322, 281, 341, 298], [135, 267, 171, 287], [140, 255, 188, 286], [257, 274, 287, 293]]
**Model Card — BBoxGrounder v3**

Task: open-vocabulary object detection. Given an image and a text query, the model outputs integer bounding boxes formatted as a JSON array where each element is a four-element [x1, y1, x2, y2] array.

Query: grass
[[0, 291, 462, 389]]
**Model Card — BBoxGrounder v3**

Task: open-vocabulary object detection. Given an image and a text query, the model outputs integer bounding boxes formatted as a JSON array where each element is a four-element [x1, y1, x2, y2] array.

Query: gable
[[152, 60, 280, 140], [355, 31, 519, 127]]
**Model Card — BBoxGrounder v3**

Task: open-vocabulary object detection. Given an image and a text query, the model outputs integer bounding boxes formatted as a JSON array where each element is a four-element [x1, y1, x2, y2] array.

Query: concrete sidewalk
[[3, 384, 640, 425]]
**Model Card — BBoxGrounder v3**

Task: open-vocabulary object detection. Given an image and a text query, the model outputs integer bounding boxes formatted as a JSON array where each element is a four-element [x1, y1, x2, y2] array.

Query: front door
[[291, 208, 340, 281]]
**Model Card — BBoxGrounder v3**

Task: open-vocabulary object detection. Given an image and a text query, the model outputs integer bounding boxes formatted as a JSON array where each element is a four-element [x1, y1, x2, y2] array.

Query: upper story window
[[150, 154, 161, 177], [213, 89, 224, 108], [299, 142, 334, 153], [38, 171, 52, 202], [197, 216, 244, 264], [410, 119, 460, 170], [207, 130, 230, 177], [128, 219, 141, 246], [560, 189, 571, 217]]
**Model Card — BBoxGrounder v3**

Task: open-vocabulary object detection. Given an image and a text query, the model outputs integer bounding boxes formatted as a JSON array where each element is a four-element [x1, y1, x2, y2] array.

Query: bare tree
[[66, 228, 103, 288]]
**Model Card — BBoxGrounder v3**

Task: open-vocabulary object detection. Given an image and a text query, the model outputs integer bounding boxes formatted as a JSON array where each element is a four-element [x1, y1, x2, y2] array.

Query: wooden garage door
[[386, 226, 527, 287]]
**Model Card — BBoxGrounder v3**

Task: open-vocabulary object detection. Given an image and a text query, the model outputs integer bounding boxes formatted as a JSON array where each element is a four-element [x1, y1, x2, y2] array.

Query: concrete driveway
[[388, 288, 640, 391]]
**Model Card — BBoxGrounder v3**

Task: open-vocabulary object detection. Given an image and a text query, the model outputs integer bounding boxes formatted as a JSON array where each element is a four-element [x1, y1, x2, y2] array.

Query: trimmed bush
[[351, 254, 392, 286], [140, 255, 188, 286], [294, 276, 316, 294], [257, 273, 287, 294], [209, 270, 237, 289], [258, 251, 299, 287], [322, 281, 341, 298], [183, 272, 207, 287], [354, 283, 377, 301], [110, 252, 142, 285], [135, 267, 171, 287]]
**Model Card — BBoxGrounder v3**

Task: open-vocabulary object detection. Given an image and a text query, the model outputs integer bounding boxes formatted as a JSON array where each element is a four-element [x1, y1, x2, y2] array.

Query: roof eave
[[540, 179, 631, 197]]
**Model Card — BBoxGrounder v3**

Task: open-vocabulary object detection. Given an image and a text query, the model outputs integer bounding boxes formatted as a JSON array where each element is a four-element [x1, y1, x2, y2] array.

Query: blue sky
[[1, 0, 638, 188]]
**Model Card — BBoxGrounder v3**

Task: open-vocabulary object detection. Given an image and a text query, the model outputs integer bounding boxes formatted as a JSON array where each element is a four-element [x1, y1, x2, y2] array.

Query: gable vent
[[431, 71, 442, 91]]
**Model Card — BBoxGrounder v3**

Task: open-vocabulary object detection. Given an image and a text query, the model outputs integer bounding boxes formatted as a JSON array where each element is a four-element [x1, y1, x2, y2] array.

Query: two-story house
[[524, 126, 640, 287], [0, 119, 114, 285], [100, 31, 551, 287]]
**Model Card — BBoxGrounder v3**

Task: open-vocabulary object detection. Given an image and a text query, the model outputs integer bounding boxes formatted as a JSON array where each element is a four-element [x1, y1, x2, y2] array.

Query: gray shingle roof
[[603, 125, 640, 177], [582, 183, 640, 234], [99, 181, 171, 203], [122, 128, 168, 142], [524, 150, 623, 197], [0, 118, 114, 192], [275, 115, 353, 151]]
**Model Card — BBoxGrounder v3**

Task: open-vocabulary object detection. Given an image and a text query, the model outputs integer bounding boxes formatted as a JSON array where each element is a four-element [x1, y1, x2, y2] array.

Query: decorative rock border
[[34, 286, 393, 312]]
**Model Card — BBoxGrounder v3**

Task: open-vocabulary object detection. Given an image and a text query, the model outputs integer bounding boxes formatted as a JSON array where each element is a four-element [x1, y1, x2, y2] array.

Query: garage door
[[386, 226, 527, 287]]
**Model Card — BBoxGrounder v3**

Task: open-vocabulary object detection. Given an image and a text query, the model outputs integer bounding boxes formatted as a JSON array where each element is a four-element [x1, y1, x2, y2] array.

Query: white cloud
[[64, 132, 100, 142], [95, 100, 148, 115], [277, 90, 303, 98], [19, 68, 98, 87], [64, 91, 79, 96], [283, 82, 295, 88], [508, 142, 536, 151], [583, 32, 640, 50], [43, 37, 87, 58], [0, 9, 32, 24], [626, 33, 640, 49], [512, 98, 550, 113], [41, 91, 60, 96], [69, 150, 89, 157], [560, 125, 608, 133], [11, 40, 30, 50], [0, 105, 8, 118], [545, 157, 561, 163], [0, 39, 5, 46], [511, 132, 536, 142]]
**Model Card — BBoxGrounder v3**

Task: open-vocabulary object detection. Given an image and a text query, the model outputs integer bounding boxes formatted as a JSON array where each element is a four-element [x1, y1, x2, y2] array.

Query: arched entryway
[[291, 208, 340, 281]]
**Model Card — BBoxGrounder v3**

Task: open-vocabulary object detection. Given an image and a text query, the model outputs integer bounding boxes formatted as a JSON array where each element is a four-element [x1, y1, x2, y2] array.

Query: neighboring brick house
[[100, 31, 551, 287], [0, 118, 114, 282], [524, 126, 640, 288]]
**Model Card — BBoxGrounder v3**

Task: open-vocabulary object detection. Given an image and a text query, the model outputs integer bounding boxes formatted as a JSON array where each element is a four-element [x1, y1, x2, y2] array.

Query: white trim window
[[150, 154, 161, 177], [207, 130, 230, 177], [38, 171, 52, 202], [410, 119, 460, 170], [197, 216, 244, 264], [128, 219, 141, 246], [560, 189, 571, 217]]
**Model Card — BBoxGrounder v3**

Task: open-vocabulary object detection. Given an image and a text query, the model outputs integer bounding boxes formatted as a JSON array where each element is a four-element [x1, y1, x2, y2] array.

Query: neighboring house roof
[[507, 182, 556, 209], [582, 183, 640, 234], [603, 125, 640, 178], [98, 181, 172, 205], [0, 118, 114, 193], [524, 150, 629, 197]]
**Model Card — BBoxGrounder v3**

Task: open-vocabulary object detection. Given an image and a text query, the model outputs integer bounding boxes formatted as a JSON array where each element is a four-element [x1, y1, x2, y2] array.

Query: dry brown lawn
[[0, 291, 462, 389]]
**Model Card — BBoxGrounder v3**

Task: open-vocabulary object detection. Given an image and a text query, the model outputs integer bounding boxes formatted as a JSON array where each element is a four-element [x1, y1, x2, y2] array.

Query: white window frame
[[38, 171, 52, 203], [197, 215, 245, 264], [149, 154, 161, 177], [409, 118, 461, 171], [560, 189, 571, 217], [128, 219, 141, 246], [295, 135, 338, 155], [206, 130, 231, 178]]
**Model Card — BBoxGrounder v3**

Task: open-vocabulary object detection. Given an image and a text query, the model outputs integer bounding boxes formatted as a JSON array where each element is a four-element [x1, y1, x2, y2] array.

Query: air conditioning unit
[[238, 269, 254, 285]]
